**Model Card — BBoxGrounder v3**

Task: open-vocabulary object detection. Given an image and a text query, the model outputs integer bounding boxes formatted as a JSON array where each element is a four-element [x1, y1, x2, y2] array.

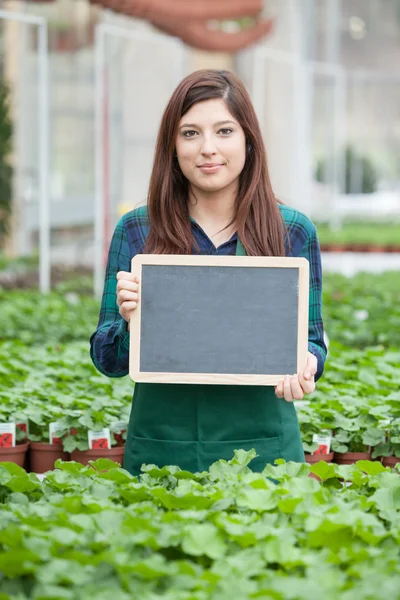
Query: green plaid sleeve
[[280, 205, 327, 381], [297, 223, 327, 381], [90, 216, 131, 377]]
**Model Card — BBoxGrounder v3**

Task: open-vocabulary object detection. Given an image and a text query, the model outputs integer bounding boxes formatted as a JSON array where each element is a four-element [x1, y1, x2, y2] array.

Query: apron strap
[[236, 238, 247, 256]]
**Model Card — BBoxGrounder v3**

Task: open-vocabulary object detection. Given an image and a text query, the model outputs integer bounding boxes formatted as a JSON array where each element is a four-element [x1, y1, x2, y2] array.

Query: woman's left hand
[[274, 352, 318, 402]]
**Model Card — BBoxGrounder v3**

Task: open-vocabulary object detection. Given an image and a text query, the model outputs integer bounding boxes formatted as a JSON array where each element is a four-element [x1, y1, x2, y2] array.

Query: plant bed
[[381, 456, 400, 468], [320, 243, 400, 253], [71, 445, 125, 467], [1, 451, 400, 598], [0, 442, 29, 467], [305, 452, 334, 464], [29, 441, 69, 473], [334, 451, 372, 465]]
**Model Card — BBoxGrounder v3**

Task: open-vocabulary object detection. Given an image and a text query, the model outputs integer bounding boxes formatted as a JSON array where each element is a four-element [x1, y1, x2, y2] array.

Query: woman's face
[[175, 98, 246, 196]]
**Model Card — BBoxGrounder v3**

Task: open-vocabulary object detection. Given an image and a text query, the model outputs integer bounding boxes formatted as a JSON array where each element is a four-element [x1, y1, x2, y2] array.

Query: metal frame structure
[[251, 46, 347, 224], [94, 23, 186, 298], [0, 9, 50, 293]]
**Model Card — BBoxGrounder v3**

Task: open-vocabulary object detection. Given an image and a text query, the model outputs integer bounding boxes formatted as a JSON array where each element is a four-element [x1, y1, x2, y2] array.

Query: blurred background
[[0, 0, 399, 481], [0, 0, 399, 294]]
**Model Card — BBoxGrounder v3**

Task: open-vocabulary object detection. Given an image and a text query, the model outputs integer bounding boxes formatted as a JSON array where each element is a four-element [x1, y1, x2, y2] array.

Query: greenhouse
[[1, 1, 399, 599]]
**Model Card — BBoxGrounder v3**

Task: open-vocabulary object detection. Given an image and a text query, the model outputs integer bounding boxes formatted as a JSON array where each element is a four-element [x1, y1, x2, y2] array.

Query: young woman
[[90, 69, 327, 476]]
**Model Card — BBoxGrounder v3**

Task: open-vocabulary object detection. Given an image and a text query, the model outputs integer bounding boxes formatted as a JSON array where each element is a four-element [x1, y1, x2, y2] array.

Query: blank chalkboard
[[129, 254, 309, 385]]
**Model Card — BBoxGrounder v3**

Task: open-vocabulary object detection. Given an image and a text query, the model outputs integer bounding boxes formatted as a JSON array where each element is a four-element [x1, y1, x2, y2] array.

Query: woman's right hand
[[116, 271, 140, 326]]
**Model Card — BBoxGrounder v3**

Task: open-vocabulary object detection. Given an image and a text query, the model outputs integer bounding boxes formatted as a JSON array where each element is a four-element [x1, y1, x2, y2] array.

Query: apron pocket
[[124, 435, 199, 475], [199, 436, 282, 473]]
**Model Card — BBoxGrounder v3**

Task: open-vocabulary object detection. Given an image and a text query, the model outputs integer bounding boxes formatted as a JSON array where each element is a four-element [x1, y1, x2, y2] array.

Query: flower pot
[[71, 446, 125, 467], [29, 442, 69, 473], [381, 456, 400, 468], [328, 244, 346, 253], [334, 451, 371, 465], [368, 245, 386, 253], [0, 442, 29, 468], [305, 452, 334, 464]]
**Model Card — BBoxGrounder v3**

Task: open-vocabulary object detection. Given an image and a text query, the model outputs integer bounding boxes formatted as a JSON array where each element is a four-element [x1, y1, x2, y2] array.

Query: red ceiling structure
[[34, 0, 273, 52]]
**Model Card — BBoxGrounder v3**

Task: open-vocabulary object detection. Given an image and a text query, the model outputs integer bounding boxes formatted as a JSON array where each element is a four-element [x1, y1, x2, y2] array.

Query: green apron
[[123, 240, 305, 476]]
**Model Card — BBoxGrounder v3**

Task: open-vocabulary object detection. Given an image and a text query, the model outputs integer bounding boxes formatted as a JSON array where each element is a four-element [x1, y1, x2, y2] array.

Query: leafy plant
[[315, 221, 400, 247], [315, 144, 377, 194], [0, 451, 399, 599], [372, 419, 400, 459], [295, 402, 335, 453], [0, 289, 99, 344], [0, 341, 133, 449], [323, 272, 400, 348], [0, 79, 13, 244]]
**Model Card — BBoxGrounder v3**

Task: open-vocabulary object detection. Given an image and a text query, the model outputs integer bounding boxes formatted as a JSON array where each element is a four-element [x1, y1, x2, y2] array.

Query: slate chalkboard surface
[[129, 255, 309, 385]]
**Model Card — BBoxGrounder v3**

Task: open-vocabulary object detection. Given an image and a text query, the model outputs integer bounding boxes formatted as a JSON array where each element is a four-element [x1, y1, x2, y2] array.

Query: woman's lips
[[198, 164, 223, 174]]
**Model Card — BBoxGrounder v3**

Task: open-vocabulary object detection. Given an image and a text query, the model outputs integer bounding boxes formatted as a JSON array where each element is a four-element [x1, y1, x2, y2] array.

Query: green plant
[[0, 79, 13, 243], [315, 144, 377, 194], [323, 272, 400, 348], [0, 341, 133, 449], [0, 451, 399, 598], [372, 419, 400, 459], [315, 221, 400, 247], [295, 402, 335, 453], [0, 289, 100, 344]]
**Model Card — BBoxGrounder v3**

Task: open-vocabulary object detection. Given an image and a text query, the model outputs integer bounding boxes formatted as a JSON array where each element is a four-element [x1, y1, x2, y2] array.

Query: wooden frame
[[129, 254, 309, 385]]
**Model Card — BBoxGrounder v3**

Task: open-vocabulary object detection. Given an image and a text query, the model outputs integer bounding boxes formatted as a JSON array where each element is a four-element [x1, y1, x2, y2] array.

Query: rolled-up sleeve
[[90, 217, 131, 377], [298, 224, 327, 381]]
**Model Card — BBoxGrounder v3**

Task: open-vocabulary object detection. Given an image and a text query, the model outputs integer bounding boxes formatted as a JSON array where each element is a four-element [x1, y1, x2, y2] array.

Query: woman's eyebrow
[[179, 120, 237, 129]]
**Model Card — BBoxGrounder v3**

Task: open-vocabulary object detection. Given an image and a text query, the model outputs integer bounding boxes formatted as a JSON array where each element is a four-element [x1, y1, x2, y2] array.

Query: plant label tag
[[88, 428, 111, 450], [16, 420, 29, 441], [0, 423, 16, 448], [49, 422, 64, 445], [312, 431, 332, 455]]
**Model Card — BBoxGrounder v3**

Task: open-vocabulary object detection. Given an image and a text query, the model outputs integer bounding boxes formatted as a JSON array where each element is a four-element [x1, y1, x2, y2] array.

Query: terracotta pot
[[305, 452, 334, 464], [355, 243, 370, 253], [71, 446, 125, 467], [0, 442, 30, 468], [334, 451, 371, 465], [328, 244, 346, 253], [29, 442, 69, 473], [381, 456, 400, 468], [368, 245, 386, 253]]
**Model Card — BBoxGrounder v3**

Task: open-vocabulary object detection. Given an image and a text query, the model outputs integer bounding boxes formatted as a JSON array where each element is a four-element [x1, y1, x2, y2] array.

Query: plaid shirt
[[90, 204, 327, 381]]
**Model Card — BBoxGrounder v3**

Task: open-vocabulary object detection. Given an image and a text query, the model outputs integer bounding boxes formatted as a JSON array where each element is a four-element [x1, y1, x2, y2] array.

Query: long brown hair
[[145, 69, 287, 256]]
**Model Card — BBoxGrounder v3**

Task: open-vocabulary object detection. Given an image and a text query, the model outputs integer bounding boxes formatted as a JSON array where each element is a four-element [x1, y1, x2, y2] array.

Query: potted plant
[[25, 400, 70, 473], [372, 419, 400, 468], [0, 394, 29, 468], [296, 403, 335, 464], [315, 145, 378, 196], [332, 420, 384, 464], [58, 397, 130, 467], [0, 81, 13, 248]]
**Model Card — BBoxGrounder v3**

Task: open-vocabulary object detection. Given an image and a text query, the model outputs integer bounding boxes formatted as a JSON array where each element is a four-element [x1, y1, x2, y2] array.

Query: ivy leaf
[[236, 487, 277, 511], [181, 523, 226, 559], [356, 461, 386, 476], [370, 487, 400, 512]]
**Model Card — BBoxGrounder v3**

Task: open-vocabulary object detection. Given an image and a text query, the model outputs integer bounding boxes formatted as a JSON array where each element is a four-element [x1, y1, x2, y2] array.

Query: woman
[[90, 70, 327, 476]]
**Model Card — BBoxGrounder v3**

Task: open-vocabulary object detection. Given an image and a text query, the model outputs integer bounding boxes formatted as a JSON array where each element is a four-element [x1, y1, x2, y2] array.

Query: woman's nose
[[200, 136, 217, 155]]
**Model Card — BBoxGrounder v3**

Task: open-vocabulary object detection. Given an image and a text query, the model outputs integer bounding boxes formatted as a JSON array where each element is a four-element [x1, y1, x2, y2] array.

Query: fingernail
[[305, 371, 310, 379], [285, 375, 290, 382]]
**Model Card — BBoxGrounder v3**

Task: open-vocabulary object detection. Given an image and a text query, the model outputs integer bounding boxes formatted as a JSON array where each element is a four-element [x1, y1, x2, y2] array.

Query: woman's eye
[[183, 130, 197, 138], [218, 128, 233, 135]]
